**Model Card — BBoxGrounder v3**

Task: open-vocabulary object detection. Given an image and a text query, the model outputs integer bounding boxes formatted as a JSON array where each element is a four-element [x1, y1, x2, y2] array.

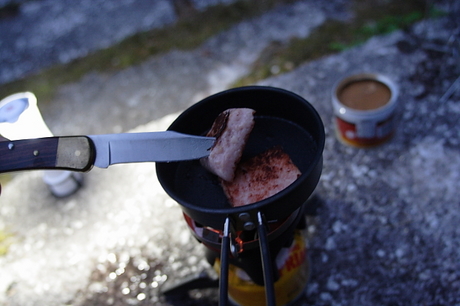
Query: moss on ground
[[0, 0, 445, 104], [0, 0, 295, 104], [232, 0, 444, 86]]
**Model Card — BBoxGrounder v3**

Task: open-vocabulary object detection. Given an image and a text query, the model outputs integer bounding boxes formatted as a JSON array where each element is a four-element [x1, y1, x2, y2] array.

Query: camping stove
[[156, 86, 325, 306], [185, 205, 311, 306]]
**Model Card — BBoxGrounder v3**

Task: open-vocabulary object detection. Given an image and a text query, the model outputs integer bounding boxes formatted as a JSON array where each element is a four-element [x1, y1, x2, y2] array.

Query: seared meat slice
[[201, 108, 255, 182], [221, 146, 301, 207]]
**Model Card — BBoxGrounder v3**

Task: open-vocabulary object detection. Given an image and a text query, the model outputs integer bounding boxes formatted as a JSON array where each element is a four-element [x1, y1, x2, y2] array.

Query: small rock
[[325, 237, 336, 250], [320, 292, 333, 301], [326, 277, 340, 291]]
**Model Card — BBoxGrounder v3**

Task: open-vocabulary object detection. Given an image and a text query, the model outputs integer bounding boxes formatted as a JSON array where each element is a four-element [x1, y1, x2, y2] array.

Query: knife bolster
[[56, 136, 95, 172]]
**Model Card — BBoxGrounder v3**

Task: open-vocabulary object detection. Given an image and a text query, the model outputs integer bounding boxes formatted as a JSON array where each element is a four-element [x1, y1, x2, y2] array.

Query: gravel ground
[[261, 16, 460, 305], [0, 0, 460, 305]]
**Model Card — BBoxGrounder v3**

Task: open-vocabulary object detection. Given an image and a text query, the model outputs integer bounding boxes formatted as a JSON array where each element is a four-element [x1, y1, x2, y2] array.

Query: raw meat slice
[[221, 146, 301, 207], [201, 108, 255, 182]]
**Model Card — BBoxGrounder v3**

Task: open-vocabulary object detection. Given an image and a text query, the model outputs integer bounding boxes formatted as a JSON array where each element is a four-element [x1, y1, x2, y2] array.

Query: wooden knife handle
[[0, 136, 95, 173]]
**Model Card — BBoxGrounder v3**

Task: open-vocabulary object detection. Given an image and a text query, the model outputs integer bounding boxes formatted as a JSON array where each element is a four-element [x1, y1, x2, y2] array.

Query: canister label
[[215, 230, 309, 306], [335, 114, 395, 147]]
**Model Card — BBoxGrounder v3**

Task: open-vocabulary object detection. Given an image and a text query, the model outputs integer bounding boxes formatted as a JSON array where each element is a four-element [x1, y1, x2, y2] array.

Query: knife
[[0, 131, 215, 174]]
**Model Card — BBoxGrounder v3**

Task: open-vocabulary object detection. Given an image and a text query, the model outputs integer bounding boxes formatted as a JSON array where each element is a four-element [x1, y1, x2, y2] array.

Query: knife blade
[[0, 131, 215, 174]]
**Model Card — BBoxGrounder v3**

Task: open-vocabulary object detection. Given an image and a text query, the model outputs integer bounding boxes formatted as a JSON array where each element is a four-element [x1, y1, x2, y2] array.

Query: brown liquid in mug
[[338, 79, 391, 110]]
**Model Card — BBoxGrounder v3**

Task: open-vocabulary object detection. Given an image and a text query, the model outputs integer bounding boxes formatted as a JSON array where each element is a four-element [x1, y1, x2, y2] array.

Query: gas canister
[[215, 229, 309, 306]]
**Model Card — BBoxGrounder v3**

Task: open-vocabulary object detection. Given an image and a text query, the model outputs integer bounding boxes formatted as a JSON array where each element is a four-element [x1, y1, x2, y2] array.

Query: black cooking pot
[[156, 86, 324, 231]]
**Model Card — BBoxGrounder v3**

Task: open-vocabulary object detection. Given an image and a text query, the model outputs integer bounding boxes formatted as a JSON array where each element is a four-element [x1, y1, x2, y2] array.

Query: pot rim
[[157, 86, 325, 219]]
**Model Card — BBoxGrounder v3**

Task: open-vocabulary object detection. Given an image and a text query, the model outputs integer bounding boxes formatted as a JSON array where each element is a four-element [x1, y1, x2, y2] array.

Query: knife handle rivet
[[8, 143, 14, 150], [74, 150, 81, 157], [33, 150, 39, 156]]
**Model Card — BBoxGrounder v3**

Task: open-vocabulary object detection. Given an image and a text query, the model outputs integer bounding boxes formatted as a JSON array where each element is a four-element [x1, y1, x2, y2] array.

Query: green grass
[[232, 0, 444, 87], [0, 0, 295, 104]]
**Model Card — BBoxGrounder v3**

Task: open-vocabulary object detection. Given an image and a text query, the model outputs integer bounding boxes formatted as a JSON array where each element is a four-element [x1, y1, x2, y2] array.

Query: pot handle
[[257, 211, 276, 306], [219, 217, 231, 306]]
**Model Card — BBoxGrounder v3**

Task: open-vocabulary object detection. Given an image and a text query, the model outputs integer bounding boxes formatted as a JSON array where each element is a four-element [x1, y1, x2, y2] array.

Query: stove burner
[[183, 208, 302, 255]]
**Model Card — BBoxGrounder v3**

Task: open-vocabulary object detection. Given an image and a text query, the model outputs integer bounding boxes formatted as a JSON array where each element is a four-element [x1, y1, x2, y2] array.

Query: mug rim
[[332, 73, 399, 121]]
